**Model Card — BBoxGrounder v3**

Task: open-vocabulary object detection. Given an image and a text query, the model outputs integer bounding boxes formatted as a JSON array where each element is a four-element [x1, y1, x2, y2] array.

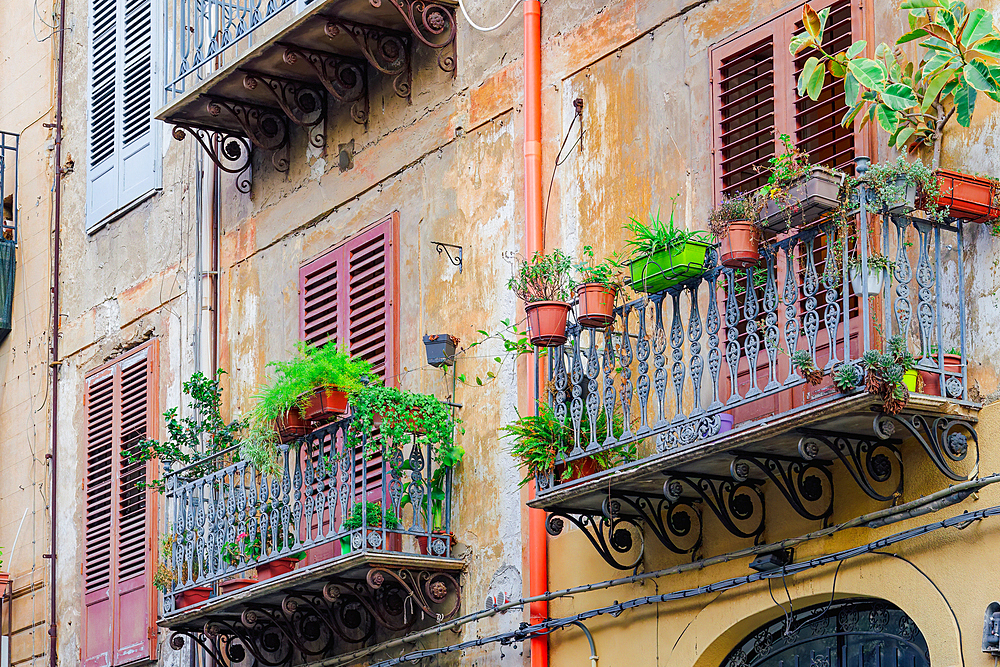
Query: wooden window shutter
[[83, 342, 157, 667], [86, 0, 158, 231], [711, 0, 866, 199]]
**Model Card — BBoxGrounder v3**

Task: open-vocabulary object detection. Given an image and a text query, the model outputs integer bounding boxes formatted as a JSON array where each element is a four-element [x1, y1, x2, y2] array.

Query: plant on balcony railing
[[348, 384, 461, 459], [574, 245, 624, 328], [860, 334, 917, 414], [507, 249, 575, 346], [341, 502, 401, 554], [624, 206, 713, 294], [758, 134, 846, 231], [709, 192, 766, 269], [863, 157, 943, 219]]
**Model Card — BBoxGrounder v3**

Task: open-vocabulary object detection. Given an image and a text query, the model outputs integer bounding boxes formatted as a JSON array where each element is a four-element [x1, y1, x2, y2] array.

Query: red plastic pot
[[219, 577, 258, 594], [576, 284, 617, 328], [256, 557, 299, 581], [525, 301, 571, 347], [302, 386, 350, 423], [176, 586, 212, 608], [275, 408, 309, 444], [418, 531, 456, 556], [718, 220, 762, 268], [933, 169, 1000, 222], [917, 354, 962, 396]]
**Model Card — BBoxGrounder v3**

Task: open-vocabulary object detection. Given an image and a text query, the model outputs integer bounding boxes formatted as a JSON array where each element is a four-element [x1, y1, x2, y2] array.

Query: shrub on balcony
[[860, 334, 916, 414], [342, 502, 401, 531], [507, 249, 575, 346], [624, 207, 714, 293], [349, 384, 461, 463]]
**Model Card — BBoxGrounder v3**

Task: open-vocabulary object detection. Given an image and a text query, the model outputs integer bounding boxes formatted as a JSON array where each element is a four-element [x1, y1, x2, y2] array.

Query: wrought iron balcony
[[159, 0, 457, 189], [530, 188, 981, 569], [159, 417, 462, 665]]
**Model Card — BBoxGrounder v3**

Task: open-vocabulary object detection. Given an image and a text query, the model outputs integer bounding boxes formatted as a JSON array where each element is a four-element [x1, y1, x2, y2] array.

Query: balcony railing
[[161, 417, 453, 614], [536, 193, 970, 496]]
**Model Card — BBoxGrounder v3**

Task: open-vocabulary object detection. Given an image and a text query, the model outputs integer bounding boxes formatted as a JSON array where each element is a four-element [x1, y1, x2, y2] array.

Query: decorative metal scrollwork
[[798, 428, 903, 502], [206, 97, 290, 172], [608, 492, 702, 555], [730, 451, 833, 522], [664, 473, 765, 544], [366, 567, 461, 621], [369, 0, 457, 72], [242, 70, 327, 147], [280, 45, 368, 125], [545, 508, 644, 570], [170, 125, 252, 194], [873, 414, 977, 482], [325, 20, 411, 99]]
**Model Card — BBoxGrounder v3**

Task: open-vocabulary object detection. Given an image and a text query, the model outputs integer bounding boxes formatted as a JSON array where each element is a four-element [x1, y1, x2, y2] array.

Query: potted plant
[[918, 346, 963, 396], [340, 502, 402, 554], [218, 532, 260, 593], [790, 350, 824, 386], [157, 534, 212, 608], [624, 208, 714, 294], [349, 384, 458, 458], [393, 439, 464, 556], [256, 552, 305, 580], [501, 401, 632, 488], [860, 335, 916, 415], [708, 192, 765, 268], [862, 157, 943, 218], [933, 170, 1000, 222], [848, 252, 894, 296], [507, 249, 575, 347], [574, 245, 622, 328], [759, 135, 845, 232], [423, 334, 459, 367]]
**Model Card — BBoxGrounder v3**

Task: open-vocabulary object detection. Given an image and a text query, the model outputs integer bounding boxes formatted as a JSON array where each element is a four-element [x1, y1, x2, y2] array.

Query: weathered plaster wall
[[0, 0, 57, 664]]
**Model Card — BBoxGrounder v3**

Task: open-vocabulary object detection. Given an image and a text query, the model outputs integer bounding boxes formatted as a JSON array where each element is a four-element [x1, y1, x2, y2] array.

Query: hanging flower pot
[[933, 169, 1000, 221], [423, 334, 458, 367], [302, 385, 349, 423], [525, 301, 571, 347], [718, 221, 762, 268], [576, 283, 616, 328], [849, 265, 884, 296], [176, 586, 212, 609], [274, 407, 309, 443], [627, 238, 713, 294]]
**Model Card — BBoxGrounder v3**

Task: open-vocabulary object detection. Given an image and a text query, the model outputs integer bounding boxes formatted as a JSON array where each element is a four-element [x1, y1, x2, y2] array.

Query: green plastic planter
[[628, 239, 712, 293]]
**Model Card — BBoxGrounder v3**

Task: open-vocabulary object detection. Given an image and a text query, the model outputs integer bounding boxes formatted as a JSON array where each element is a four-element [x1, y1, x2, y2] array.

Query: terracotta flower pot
[[0, 571, 10, 591], [525, 301, 571, 347], [553, 456, 600, 483], [275, 407, 309, 444], [302, 386, 350, 423], [256, 557, 299, 581], [933, 169, 1000, 222], [576, 283, 617, 328], [718, 221, 761, 269], [917, 354, 962, 396], [176, 586, 212, 608], [219, 577, 258, 594], [418, 531, 456, 556]]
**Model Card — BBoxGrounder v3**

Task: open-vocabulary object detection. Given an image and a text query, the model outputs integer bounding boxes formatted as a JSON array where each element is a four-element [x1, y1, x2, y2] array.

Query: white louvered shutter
[[87, 0, 158, 231]]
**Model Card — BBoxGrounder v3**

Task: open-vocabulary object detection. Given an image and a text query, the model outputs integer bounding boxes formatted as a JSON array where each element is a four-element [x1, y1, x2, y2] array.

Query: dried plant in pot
[[624, 207, 714, 293], [507, 249, 575, 347], [574, 245, 623, 328], [860, 335, 916, 415], [708, 192, 765, 268]]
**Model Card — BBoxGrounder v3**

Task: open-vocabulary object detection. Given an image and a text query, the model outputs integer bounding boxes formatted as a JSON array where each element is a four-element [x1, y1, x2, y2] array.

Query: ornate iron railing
[[161, 417, 453, 613], [536, 182, 970, 495]]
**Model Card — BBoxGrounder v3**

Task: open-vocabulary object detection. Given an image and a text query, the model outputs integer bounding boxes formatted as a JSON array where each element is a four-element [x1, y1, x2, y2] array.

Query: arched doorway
[[721, 598, 929, 667]]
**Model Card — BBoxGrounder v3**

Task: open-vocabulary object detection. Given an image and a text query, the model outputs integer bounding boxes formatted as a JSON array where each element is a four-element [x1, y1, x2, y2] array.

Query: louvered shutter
[[711, 0, 865, 199], [86, 0, 158, 231], [83, 343, 157, 667], [300, 247, 342, 347]]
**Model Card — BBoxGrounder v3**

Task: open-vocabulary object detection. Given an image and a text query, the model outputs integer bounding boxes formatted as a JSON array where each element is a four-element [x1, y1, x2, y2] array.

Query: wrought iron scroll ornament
[[873, 413, 977, 482], [798, 428, 903, 502], [325, 20, 412, 99], [366, 567, 461, 621], [368, 0, 457, 72], [609, 492, 702, 555], [206, 97, 290, 172], [545, 506, 644, 570], [730, 451, 833, 522], [242, 71, 327, 148], [664, 473, 765, 544], [431, 241, 462, 273], [280, 45, 369, 125], [171, 125, 252, 194]]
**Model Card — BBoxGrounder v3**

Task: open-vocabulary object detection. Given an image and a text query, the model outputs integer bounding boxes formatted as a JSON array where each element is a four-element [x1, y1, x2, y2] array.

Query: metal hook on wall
[[432, 241, 463, 273]]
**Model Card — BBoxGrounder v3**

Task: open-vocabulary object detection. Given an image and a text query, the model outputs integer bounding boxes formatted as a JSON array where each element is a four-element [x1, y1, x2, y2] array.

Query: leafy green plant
[[507, 249, 575, 303], [719, 266, 768, 296], [221, 531, 262, 566], [501, 401, 634, 487], [457, 318, 537, 387], [575, 245, 625, 288], [349, 384, 460, 460], [125, 370, 243, 490], [708, 192, 766, 238], [791, 0, 1000, 166], [762, 134, 813, 193], [860, 334, 916, 414], [833, 363, 863, 392], [862, 157, 944, 220], [791, 350, 824, 385], [342, 502, 401, 531], [849, 250, 896, 275], [624, 207, 713, 260]]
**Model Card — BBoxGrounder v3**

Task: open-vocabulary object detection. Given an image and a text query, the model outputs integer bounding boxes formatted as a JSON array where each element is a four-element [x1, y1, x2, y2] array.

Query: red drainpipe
[[523, 0, 548, 666]]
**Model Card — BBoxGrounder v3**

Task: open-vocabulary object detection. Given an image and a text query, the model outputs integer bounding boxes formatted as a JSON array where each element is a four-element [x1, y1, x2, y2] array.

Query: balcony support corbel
[[664, 473, 765, 544], [280, 44, 369, 125], [366, 567, 461, 622], [873, 413, 977, 482], [798, 428, 903, 502], [241, 70, 327, 148], [730, 451, 833, 523], [609, 492, 702, 555], [368, 0, 456, 73], [545, 509, 644, 570], [170, 125, 252, 194], [325, 20, 411, 100], [205, 96, 290, 173]]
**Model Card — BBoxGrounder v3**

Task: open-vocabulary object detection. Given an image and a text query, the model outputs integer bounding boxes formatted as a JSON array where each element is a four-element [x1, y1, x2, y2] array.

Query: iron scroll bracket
[[545, 509, 644, 570], [432, 241, 462, 273], [664, 472, 765, 544], [608, 492, 702, 555], [730, 450, 834, 523], [170, 125, 252, 194], [798, 428, 903, 502]]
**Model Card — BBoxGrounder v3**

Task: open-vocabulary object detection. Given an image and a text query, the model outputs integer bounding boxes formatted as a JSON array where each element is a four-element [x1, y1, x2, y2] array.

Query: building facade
[[0, 0, 999, 664]]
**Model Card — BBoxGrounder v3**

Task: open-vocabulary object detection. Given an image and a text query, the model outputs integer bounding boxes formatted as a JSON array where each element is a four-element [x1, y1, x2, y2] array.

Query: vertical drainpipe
[[523, 1, 548, 667], [49, 0, 68, 661]]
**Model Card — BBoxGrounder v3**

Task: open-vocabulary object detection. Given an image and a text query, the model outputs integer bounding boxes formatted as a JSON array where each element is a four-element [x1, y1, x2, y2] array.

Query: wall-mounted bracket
[[280, 44, 369, 125], [798, 428, 903, 502], [432, 241, 462, 273], [545, 509, 643, 570], [664, 472, 765, 544], [873, 413, 977, 482], [731, 451, 833, 522], [205, 96, 290, 172], [170, 125, 252, 194], [325, 20, 411, 100], [609, 492, 702, 555], [241, 70, 327, 148]]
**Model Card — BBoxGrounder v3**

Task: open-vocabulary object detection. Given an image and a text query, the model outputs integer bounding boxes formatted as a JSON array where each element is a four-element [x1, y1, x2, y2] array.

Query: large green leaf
[[921, 68, 955, 111], [841, 101, 864, 127], [962, 8, 995, 46], [900, 0, 942, 8], [955, 81, 978, 126], [846, 40, 867, 57], [798, 56, 824, 98], [789, 34, 813, 55], [963, 59, 997, 91], [844, 70, 861, 104], [848, 58, 886, 89], [893, 127, 917, 148], [972, 36, 1000, 58], [924, 22, 956, 44], [803, 4, 822, 40], [897, 28, 930, 44], [882, 83, 918, 110], [875, 104, 899, 132]]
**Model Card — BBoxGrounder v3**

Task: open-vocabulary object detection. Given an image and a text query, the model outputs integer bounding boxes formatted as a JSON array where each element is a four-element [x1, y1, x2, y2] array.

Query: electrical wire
[[457, 0, 520, 32], [542, 107, 584, 242]]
